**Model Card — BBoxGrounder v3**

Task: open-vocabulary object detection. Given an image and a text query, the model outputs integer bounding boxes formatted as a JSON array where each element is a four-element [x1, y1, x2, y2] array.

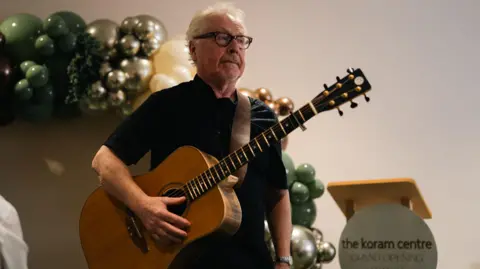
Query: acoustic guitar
[[79, 68, 372, 269]]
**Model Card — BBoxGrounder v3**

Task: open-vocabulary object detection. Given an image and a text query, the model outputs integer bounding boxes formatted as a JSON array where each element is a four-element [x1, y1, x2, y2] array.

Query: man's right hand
[[134, 196, 191, 244]]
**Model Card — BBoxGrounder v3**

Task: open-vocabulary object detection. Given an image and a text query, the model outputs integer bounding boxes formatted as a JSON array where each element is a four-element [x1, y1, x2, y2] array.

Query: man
[[0, 195, 29, 269], [92, 2, 292, 268]]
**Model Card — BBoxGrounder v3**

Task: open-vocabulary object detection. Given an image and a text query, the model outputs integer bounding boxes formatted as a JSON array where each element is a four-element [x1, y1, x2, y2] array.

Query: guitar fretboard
[[182, 101, 319, 201]]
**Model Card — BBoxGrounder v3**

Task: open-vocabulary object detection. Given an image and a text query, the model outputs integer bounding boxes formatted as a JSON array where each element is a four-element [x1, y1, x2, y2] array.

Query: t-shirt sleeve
[[103, 91, 166, 166]]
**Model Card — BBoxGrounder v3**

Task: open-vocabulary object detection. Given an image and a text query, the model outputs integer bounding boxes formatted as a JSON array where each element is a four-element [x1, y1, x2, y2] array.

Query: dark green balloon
[[43, 14, 69, 38], [307, 179, 325, 199], [49, 11, 86, 34], [20, 61, 36, 75], [34, 84, 55, 103], [296, 163, 316, 184], [0, 13, 43, 64], [35, 34, 55, 56], [14, 79, 33, 101], [291, 199, 317, 227], [290, 181, 310, 204], [25, 65, 49, 88]]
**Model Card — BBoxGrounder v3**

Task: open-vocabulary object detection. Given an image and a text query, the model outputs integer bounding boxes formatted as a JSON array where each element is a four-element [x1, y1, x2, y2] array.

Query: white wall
[[1, 0, 479, 268]]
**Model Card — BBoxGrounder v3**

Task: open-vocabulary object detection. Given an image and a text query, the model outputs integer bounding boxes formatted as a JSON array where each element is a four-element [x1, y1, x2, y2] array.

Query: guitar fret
[[270, 128, 278, 141], [248, 143, 256, 157], [262, 133, 270, 146], [235, 152, 242, 165], [229, 155, 237, 169], [255, 138, 263, 152], [222, 161, 231, 174], [241, 147, 249, 161], [197, 178, 205, 193], [204, 173, 212, 187], [208, 169, 216, 184], [186, 183, 194, 200], [308, 102, 318, 115], [212, 167, 221, 182], [298, 110, 306, 121], [190, 181, 198, 198], [279, 122, 287, 135], [217, 164, 226, 178]]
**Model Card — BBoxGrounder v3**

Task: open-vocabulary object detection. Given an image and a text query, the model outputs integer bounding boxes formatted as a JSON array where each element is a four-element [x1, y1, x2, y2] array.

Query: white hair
[[186, 2, 247, 42]]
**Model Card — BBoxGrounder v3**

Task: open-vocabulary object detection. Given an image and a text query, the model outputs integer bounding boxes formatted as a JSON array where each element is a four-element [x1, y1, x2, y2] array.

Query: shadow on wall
[[0, 112, 150, 269]]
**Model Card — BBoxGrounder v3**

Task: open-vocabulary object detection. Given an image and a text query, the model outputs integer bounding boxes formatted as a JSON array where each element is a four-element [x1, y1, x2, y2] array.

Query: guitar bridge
[[125, 208, 149, 253]]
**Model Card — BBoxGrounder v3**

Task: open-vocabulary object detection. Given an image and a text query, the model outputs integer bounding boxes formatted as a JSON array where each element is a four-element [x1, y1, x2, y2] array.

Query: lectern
[[327, 178, 432, 220]]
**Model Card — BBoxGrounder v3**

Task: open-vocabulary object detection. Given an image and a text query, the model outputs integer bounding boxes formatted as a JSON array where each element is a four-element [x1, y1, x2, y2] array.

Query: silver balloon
[[87, 81, 107, 100], [316, 241, 336, 264], [85, 19, 119, 57], [105, 70, 126, 90], [311, 227, 323, 245], [119, 34, 140, 57], [142, 37, 161, 56], [99, 62, 112, 79], [119, 57, 154, 94], [311, 263, 322, 269], [291, 225, 318, 269], [133, 14, 168, 44], [79, 96, 109, 115], [108, 90, 127, 107], [120, 16, 139, 34]]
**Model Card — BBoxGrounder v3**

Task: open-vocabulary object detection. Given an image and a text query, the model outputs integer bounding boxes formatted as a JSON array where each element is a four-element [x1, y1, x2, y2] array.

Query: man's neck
[[198, 74, 237, 100]]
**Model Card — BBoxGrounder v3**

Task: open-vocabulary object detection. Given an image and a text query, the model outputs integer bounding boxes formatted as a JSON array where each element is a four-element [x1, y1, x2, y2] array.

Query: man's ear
[[188, 41, 197, 62]]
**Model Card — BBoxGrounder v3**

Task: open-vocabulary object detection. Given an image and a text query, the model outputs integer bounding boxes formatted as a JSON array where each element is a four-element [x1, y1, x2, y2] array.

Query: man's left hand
[[275, 263, 291, 269]]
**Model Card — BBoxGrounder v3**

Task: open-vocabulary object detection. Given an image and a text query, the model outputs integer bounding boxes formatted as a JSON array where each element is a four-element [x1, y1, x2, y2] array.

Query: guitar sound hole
[[162, 188, 188, 216]]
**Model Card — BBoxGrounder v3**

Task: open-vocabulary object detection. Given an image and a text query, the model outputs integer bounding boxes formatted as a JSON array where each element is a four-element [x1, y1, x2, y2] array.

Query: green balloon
[[290, 181, 310, 204], [307, 179, 325, 199], [25, 65, 49, 88], [296, 163, 316, 184], [14, 79, 33, 101], [0, 13, 43, 64], [43, 15, 69, 38], [20, 61, 36, 74], [35, 35, 55, 56], [56, 32, 76, 53], [34, 84, 55, 103], [282, 152, 297, 187], [49, 11, 86, 34], [291, 199, 317, 227]]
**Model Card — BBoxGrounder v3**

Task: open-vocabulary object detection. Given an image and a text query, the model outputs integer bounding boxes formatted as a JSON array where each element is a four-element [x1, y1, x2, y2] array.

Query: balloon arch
[[0, 11, 336, 269]]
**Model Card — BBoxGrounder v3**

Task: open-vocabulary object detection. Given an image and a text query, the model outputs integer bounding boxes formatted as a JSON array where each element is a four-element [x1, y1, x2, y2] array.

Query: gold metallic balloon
[[142, 37, 161, 57], [108, 89, 127, 107], [134, 15, 168, 44], [87, 81, 107, 100], [85, 19, 119, 57], [119, 34, 140, 57], [99, 62, 112, 79], [120, 17, 139, 34], [254, 87, 273, 102], [105, 70, 126, 90], [238, 88, 254, 99], [119, 57, 154, 94], [274, 97, 294, 116], [264, 100, 275, 111]]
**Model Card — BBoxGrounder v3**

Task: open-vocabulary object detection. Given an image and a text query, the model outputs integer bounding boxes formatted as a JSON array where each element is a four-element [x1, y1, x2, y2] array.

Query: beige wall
[[1, 1, 479, 269]]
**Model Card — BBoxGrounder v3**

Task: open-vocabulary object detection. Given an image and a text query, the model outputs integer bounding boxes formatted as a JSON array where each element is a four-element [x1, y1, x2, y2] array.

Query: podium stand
[[327, 178, 432, 220]]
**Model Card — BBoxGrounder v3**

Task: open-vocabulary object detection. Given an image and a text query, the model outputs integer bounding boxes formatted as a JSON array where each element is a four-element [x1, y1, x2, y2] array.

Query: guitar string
[[163, 85, 357, 199]]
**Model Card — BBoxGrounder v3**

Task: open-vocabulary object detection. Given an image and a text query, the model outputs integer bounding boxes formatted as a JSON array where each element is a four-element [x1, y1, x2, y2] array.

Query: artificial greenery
[[65, 32, 103, 104]]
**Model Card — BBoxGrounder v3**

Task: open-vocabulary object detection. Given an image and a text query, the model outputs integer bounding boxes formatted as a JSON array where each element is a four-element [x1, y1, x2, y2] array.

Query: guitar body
[[79, 146, 242, 269]]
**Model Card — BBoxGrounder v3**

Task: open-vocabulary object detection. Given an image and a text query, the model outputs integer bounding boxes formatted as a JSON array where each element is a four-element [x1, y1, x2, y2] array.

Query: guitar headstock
[[313, 68, 372, 116]]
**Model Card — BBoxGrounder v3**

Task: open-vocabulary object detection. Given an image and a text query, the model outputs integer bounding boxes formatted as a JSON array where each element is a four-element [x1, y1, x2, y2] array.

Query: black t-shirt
[[103, 75, 288, 269]]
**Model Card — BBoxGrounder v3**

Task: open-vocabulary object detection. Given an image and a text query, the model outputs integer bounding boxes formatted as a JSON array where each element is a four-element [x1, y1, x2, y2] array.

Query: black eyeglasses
[[194, 32, 253, 49]]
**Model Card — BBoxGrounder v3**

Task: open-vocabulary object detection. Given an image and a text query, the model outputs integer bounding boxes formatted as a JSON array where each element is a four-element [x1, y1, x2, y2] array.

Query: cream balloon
[[152, 39, 191, 74], [166, 64, 193, 83], [149, 73, 178, 92]]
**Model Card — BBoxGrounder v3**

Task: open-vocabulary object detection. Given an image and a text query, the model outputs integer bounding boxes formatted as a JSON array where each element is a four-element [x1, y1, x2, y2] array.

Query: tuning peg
[[336, 107, 344, 116], [350, 101, 358, 108], [336, 76, 341, 82], [363, 94, 370, 102], [347, 68, 355, 74], [323, 83, 328, 90]]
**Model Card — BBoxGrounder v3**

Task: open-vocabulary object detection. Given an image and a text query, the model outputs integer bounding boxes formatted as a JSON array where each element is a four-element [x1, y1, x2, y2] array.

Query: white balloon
[[149, 73, 178, 92], [167, 65, 193, 83], [153, 39, 191, 73]]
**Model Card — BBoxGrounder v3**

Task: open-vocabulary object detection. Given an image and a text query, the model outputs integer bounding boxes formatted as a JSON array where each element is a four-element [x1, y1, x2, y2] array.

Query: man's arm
[[265, 188, 292, 257], [92, 146, 148, 212]]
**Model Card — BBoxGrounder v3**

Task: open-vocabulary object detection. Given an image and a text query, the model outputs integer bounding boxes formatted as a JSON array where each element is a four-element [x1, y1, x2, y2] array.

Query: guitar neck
[[185, 102, 318, 200]]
